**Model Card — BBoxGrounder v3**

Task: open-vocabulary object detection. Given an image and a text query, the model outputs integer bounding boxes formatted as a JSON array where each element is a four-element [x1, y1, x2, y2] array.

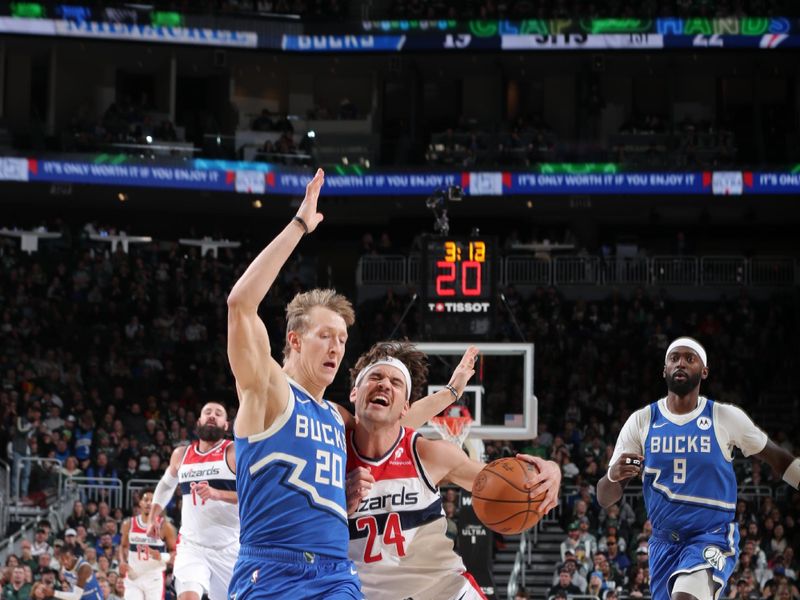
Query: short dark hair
[[350, 341, 429, 402]]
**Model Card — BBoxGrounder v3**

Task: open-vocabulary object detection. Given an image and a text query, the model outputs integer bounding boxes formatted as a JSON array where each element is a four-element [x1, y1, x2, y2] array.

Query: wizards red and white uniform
[[173, 439, 239, 600], [347, 427, 486, 600], [124, 516, 166, 600]]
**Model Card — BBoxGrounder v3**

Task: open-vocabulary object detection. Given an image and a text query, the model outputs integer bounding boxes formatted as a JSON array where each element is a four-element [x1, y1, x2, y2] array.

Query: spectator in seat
[[560, 521, 582, 560], [587, 570, 606, 598], [555, 551, 588, 592], [2, 566, 31, 600], [252, 109, 273, 131], [549, 568, 583, 599], [732, 576, 761, 600], [63, 528, 83, 557], [17, 540, 37, 573], [338, 97, 358, 119], [604, 535, 630, 572], [66, 500, 91, 531], [31, 528, 50, 557]]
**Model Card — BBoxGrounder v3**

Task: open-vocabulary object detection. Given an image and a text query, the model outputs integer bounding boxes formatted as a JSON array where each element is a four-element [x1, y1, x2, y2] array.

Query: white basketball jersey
[[347, 428, 467, 599], [176, 439, 239, 548], [127, 516, 166, 574]]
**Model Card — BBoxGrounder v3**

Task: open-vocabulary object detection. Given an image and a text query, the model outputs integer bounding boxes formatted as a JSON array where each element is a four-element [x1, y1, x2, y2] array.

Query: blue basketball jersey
[[235, 377, 349, 558], [643, 398, 737, 534], [63, 558, 102, 600]]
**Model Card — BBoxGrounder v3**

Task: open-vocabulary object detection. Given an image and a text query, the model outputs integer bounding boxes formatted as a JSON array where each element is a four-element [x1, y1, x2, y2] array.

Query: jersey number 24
[[355, 513, 406, 563]]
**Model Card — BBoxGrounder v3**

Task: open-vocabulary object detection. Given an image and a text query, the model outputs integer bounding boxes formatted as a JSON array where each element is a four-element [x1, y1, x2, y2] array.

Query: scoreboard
[[419, 236, 498, 339]]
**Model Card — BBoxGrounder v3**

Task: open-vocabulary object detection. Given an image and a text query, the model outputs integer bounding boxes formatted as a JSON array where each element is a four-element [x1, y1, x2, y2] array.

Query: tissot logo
[[428, 302, 491, 313]]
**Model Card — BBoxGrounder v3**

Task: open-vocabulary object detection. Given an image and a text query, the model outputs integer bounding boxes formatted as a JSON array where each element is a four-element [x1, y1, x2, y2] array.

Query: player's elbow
[[227, 290, 253, 313]]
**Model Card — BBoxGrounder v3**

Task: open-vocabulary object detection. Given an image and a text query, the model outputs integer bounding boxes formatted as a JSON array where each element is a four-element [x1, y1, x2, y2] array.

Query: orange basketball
[[472, 457, 546, 534]]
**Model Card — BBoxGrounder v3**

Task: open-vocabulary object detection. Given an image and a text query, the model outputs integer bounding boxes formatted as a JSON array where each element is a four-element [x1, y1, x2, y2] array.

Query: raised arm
[[227, 169, 326, 438], [401, 346, 479, 429]]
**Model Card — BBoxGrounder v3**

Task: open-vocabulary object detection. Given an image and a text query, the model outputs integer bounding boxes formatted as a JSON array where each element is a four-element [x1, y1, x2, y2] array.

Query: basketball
[[472, 457, 545, 534]]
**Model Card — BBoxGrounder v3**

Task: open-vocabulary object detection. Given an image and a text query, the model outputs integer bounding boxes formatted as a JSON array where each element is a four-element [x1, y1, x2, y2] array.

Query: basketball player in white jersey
[[345, 341, 563, 600], [147, 402, 238, 600], [598, 337, 800, 600], [120, 491, 177, 600]]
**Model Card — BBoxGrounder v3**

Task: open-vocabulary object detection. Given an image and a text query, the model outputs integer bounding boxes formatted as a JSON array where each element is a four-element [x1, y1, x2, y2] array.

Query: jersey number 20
[[355, 513, 406, 563]]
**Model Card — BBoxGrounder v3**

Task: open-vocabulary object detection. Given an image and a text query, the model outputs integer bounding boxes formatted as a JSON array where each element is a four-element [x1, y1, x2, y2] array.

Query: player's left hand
[[345, 467, 375, 515], [295, 168, 325, 234], [447, 346, 479, 396], [192, 481, 218, 502], [516, 454, 561, 514]]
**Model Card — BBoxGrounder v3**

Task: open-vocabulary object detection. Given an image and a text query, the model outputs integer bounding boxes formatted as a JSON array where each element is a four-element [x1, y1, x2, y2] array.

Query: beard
[[197, 424, 225, 442], [666, 370, 702, 397]]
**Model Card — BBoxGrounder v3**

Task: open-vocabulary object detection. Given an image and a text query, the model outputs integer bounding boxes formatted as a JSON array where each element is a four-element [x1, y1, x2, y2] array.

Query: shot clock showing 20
[[419, 236, 497, 339]]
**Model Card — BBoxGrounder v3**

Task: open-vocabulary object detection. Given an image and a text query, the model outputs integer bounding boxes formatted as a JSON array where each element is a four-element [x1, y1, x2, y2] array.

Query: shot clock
[[419, 236, 497, 339]]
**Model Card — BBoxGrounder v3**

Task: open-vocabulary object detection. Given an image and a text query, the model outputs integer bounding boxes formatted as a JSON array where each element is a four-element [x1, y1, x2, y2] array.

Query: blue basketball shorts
[[228, 546, 363, 600], [649, 523, 740, 600]]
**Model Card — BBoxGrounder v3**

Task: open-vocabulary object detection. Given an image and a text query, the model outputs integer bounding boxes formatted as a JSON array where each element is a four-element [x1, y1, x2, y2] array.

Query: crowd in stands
[[426, 113, 741, 169], [614, 116, 737, 170], [65, 96, 183, 155], [0, 221, 798, 599], [387, 0, 794, 19], [426, 115, 556, 168]]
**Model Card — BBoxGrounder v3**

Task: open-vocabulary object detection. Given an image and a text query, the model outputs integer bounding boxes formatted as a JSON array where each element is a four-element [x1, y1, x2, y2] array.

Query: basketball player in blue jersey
[[226, 169, 475, 600], [44, 544, 102, 600], [598, 337, 800, 600]]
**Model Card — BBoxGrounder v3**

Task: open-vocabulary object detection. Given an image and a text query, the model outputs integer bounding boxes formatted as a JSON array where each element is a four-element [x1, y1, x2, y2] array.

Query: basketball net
[[429, 416, 472, 447]]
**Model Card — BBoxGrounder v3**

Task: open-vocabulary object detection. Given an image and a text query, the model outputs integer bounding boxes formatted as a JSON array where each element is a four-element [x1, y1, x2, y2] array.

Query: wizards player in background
[[598, 337, 800, 600]]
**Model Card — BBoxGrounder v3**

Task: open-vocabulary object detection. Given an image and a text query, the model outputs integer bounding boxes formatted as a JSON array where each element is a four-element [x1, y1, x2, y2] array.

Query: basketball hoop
[[429, 416, 472, 447]]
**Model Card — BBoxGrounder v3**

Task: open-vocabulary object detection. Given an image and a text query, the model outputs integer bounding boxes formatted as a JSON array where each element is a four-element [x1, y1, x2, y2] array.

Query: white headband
[[665, 337, 708, 367], [354, 357, 412, 401]]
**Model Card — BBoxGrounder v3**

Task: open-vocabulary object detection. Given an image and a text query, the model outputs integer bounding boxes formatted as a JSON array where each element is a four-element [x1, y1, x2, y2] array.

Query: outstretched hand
[[295, 168, 326, 234], [447, 346, 479, 397], [517, 454, 561, 514]]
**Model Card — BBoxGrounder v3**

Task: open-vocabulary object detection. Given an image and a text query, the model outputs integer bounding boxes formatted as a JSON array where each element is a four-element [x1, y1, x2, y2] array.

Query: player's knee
[[672, 569, 716, 600]]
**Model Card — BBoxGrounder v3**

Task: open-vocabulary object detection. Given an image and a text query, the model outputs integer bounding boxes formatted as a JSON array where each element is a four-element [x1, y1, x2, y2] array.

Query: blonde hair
[[283, 289, 355, 362]]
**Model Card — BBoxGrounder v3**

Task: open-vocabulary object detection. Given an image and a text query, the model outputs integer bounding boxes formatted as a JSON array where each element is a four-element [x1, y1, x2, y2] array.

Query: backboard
[[414, 342, 536, 441]]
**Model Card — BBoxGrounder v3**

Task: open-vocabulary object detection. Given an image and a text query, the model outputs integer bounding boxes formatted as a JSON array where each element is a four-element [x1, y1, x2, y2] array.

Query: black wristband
[[444, 384, 459, 400], [292, 216, 309, 234]]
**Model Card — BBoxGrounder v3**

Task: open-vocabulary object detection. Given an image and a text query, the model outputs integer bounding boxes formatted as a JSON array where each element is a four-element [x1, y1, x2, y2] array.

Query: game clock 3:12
[[420, 236, 497, 339]]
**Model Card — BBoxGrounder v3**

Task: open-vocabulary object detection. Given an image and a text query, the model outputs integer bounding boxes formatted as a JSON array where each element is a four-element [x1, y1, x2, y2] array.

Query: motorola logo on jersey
[[180, 466, 221, 480], [649, 435, 711, 454], [427, 302, 491, 313], [358, 486, 419, 512], [696, 416, 712, 430]]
